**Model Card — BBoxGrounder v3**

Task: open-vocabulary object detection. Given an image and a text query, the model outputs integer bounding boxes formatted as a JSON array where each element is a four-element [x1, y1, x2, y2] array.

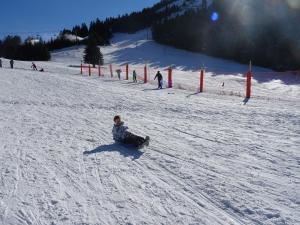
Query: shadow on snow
[[83, 143, 144, 160]]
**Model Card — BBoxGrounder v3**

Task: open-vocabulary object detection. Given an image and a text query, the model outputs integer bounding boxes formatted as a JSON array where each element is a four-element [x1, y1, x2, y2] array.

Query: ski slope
[[0, 31, 300, 225], [52, 30, 300, 100]]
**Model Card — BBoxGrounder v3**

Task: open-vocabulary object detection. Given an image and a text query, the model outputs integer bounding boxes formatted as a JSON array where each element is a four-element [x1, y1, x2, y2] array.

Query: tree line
[[47, 0, 178, 50], [0, 0, 182, 62], [0, 36, 50, 61]]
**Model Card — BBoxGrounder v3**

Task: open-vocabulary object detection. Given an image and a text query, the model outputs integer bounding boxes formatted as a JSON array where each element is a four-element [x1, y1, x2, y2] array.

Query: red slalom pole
[[126, 64, 129, 80], [80, 63, 83, 75], [246, 71, 252, 98], [110, 64, 113, 78], [144, 65, 148, 83], [88, 64, 91, 76], [168, 67, 173, 88], [200, 68, 204, 93], [98, 64, 101, 77]]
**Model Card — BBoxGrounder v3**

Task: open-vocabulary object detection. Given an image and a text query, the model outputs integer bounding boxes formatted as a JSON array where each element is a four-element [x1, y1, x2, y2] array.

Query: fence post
[[88, 64, 91, 76], [126, 64, 129, 80], [80, 63, 83, 75], [144, 65, 148, 83], [98, 64, 101, 77], [246, 71, 252, 98], [110, 64, 113, 78], [200, 68, 204, 93], [168, 67, 173, 88]]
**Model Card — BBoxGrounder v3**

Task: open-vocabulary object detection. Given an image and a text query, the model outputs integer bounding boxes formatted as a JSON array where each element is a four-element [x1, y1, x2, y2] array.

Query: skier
[[112, 115, 150, 149], [116, 69, 122, 80], [10, 59, 14, 69], [0, 59, 2, 68], [31, 62, 38, 71], [133, 70, 137, 83], [154, 71, 163, 89]]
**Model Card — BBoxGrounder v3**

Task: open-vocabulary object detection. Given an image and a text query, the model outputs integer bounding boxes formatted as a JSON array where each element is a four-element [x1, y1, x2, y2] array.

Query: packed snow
[[0, 30, 299, 225]]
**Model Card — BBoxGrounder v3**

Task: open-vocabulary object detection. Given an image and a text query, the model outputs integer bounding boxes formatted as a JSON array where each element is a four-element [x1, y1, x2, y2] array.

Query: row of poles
[[80, 63, 176, 89], [80, 63, 252, 98]]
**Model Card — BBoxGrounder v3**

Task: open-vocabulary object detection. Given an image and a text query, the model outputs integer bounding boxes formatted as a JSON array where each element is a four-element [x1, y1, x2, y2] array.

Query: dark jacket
[[154, 72, 163, 81]]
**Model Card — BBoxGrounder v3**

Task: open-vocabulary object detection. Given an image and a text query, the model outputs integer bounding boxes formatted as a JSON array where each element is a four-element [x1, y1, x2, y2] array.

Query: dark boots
[[123, 132, 148, 148]]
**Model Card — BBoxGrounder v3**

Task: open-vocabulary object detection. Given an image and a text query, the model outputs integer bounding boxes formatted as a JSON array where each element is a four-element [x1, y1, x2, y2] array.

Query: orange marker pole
[[168, 67, 173, 88], [200, 69, 204, 93], [126, 64, 129, 80], [144, 65, 148, 83]]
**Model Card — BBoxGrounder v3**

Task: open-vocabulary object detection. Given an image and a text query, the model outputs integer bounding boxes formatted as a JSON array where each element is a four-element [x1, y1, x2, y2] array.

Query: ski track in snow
[[0, 31, 300, 225]]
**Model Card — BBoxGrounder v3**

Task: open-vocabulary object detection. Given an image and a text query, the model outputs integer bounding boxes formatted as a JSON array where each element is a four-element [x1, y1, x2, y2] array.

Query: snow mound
[[62, 34, 85, 42]]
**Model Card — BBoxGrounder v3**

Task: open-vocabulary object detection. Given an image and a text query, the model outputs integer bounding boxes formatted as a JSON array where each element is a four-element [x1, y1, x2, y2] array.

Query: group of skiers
[[114, 68, 164, 89], [0, 59, 44, 72], [110, 70, 164, 149], [110, 69, 164, 149], [0, 59, 14, 69]]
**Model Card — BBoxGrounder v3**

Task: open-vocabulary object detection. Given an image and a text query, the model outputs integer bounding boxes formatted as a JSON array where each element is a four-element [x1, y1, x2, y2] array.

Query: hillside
[[52, 30, 300, 99], [0, 30, 299, 224]]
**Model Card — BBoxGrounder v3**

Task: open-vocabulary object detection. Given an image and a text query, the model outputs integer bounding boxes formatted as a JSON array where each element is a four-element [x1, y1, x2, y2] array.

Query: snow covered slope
[[156, 0, 214, 18], [0, 59, 299, 225], [52, 30, 300, 100], [0, 31, 299, 225]]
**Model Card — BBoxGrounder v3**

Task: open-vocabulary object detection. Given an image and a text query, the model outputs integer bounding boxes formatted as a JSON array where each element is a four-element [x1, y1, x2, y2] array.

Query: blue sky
[[0, 0, 160, 39]]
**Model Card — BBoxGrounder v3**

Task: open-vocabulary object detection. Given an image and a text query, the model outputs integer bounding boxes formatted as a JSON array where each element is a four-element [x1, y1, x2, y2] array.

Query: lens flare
[[286, 0, 300, 9], [211, 12, 219, 22]]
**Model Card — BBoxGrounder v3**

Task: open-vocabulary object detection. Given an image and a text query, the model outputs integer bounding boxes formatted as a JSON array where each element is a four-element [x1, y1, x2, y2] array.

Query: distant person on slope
[[0, 59, 2, 68], [154, 71, 163, 89], [133, 70, 137, 83], [10, 59, 14, 69], [116, 69, 122, 80], [112, 115, 150, 149], [31, 62, 38, 71]]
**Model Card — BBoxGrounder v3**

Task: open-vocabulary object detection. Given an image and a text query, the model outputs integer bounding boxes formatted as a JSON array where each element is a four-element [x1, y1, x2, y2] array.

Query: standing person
[[10, 59, 14, 69], [116, 69, 122, 80], [31, 62, 38, 71], [133, 70, 137, 83], [0, 59, 2, 68], [112, 115, 150, 149], [154, 71, 163, 89]]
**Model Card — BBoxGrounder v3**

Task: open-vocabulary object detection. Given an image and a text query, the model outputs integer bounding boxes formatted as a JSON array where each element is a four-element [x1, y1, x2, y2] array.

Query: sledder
[[112, 115, 150, 149]]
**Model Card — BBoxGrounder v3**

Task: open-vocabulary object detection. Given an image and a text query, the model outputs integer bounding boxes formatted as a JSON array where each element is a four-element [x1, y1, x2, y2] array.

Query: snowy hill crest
[[157, 0, 213, 19]]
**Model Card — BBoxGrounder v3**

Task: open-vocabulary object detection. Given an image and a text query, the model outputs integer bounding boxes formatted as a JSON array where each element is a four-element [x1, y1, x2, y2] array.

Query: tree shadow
[[186, 92, 200, 98], [103, 80, 120, 82], [122, 81, 144, 85], [142, 88, 161, 91], [243, 97, 250, 105], [83, 143, 144, 160]]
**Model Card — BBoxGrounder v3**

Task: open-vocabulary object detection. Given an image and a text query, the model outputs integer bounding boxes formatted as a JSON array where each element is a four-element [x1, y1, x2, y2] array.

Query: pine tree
[[83, 34, 104, 67], [202, 0, 207, 9]]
